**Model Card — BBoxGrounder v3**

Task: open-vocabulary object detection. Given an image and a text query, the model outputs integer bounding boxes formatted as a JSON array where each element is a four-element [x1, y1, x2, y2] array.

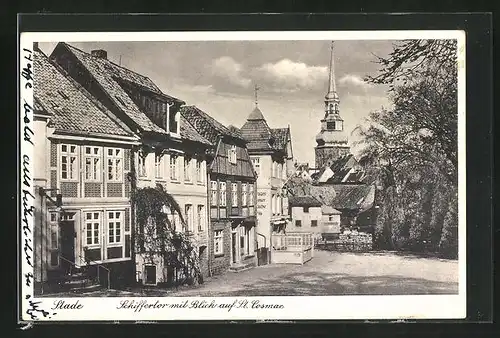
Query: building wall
[[290, 206, 322, 233], [208, 221, 231, 275], [251, 154, 290, 249], [315, 145, 350, 168], [134, 149, 210, 282]]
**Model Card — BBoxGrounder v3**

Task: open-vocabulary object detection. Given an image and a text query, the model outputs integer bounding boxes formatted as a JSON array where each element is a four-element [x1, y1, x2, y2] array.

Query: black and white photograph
[[19, 28, 467, 321]]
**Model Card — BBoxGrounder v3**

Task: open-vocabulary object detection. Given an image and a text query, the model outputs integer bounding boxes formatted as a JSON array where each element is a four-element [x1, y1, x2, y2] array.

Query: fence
[[319, 231, 373, 252], [271, 232, 314, 264]]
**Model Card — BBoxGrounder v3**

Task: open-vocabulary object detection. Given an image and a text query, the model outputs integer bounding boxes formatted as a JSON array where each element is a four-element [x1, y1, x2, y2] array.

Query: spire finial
[[327, 41, 337, 96], [254, 84, 260, 107]]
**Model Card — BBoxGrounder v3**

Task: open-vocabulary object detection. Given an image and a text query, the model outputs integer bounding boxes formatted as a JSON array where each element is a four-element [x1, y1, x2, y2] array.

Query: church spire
[[325, 41, 340, 114], [254, 84, 260, 108]]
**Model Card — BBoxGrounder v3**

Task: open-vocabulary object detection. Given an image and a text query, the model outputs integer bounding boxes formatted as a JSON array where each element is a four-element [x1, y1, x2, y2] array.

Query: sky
[[39, 40, 395, 166]]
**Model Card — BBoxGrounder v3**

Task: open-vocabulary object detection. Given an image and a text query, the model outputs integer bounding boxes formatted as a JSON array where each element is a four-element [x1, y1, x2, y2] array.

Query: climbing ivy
[[128, 171, 202, 286]]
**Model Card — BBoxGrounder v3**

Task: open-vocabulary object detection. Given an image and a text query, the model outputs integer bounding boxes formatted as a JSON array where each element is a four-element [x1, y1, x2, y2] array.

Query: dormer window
[[167, 105, 180, 135]]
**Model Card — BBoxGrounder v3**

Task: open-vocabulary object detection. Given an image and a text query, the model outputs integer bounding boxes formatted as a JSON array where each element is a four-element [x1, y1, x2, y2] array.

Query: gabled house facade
[[180, 106, 258, 274], [50, 43, 212, 286], [240, 104, 294, 260], [33, 46, 141, 293]]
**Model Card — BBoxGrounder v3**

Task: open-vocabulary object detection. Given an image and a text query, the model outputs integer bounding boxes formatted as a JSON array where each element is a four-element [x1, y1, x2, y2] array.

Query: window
[[214, 230, 223, 255], [327, 121, 336, 130], [84, 147, 101, 181], [271, 194, 276, 215], [272, 161, 277, 177], [170, 155, 178, 180], [155, 153, 163, 179], [137, 152, 147, 178], [248, 184, 254, 206], [184, 157, 192, 182], [219, 182, 227, 206], [60, 144, 78, 180], [197, 205, 204, 232], [108, 211, 122, 244], [210, 181, 218, 206], [85, 212, 101, 246], [277, 163, 282, 179], [169, 110, 179, 134], [185, 204, 192, 232], [311, 220, 318, 227], [277, 195, 282, 215], [196, 160, 203, 183], [242, 183, 248, 207], [228, 145, 237, 164], [303, 206, 310, 213], [295, 220, 302, 227], [251, 157, 260, 176], [107, 148, 122, 181], [49, 212, 58, 249], [231, 183, 238, 207]]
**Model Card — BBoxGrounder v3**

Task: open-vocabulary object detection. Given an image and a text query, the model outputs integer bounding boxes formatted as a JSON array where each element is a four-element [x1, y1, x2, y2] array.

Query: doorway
[[59, 220, 75, 274]]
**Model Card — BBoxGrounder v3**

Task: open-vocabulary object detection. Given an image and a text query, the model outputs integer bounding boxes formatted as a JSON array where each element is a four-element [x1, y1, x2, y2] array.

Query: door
[[231, 232, 237, 263], [59, 220, 76, 273]]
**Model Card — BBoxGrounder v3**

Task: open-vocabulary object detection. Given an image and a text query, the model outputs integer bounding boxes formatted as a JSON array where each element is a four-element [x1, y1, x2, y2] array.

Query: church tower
[[314, 41, 350, 169]]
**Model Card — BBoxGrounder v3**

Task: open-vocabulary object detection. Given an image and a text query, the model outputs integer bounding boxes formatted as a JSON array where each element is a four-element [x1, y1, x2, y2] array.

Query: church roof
[[289, 196, 322, 207], [248, 106, 266, 120]]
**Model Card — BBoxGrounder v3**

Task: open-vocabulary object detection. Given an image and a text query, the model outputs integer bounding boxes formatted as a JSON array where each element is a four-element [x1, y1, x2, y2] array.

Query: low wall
[[319, 232, 373, 252], [272, 249, 312, 265]]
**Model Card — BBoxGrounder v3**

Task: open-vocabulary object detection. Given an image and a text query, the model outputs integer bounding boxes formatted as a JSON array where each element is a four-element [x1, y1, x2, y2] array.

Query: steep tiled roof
[[321, 205, 341, 215], [180, 105, 243, 144], [240, 118, 274, 151], [34, 49, 134, 138], [309, 184, 375, 211], [289, 196, 322, 207], [179, 117, 212, 145], [57, 43, 184, 135]]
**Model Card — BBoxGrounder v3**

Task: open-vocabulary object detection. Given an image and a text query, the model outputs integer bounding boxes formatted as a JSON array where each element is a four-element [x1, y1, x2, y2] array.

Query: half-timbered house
[[50, 43, 212, 287], [180, 106, 258, 274], [33, 46, 141, 293]]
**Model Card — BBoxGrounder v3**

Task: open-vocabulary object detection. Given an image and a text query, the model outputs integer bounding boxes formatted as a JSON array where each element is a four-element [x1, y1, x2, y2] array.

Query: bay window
[[249, 184, 254, 206]]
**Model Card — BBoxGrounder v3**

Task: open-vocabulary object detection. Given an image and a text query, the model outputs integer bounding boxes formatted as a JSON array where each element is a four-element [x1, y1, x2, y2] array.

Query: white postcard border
[[19, 29, 467, 322]]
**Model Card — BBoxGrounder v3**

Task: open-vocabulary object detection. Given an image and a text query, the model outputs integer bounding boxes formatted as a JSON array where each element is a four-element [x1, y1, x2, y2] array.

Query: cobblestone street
[[167, 249, 459, 297]]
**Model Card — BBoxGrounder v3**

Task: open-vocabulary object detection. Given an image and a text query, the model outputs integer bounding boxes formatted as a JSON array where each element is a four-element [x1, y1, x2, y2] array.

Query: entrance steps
[[229, 261, 255, 273], [49, 267, 105, 294]]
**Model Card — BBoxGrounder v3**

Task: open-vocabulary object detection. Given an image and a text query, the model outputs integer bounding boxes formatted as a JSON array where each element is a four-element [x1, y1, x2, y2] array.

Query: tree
[[357, 39, 459, 256], [131, 181, 202, 287]]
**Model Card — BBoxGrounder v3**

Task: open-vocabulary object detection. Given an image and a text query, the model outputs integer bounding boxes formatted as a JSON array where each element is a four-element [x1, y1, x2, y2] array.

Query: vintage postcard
[[19, 29, 466, 322]]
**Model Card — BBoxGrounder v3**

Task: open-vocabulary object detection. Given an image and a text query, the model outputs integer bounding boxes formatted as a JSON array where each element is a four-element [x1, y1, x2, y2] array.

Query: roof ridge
[[62, 42, 161, 91]]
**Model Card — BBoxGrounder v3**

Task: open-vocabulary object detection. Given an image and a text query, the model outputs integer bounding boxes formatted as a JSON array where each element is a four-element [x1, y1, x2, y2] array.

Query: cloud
[[211, 56, 251, 88], [255, 59, 328, 92], [172, 83, 216, 94], [338, 74, 373, 90]]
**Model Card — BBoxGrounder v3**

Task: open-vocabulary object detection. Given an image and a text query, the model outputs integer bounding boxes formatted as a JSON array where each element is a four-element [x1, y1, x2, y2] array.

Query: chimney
[[33, 42, 39, 50], [91, 49, 108, 59]]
